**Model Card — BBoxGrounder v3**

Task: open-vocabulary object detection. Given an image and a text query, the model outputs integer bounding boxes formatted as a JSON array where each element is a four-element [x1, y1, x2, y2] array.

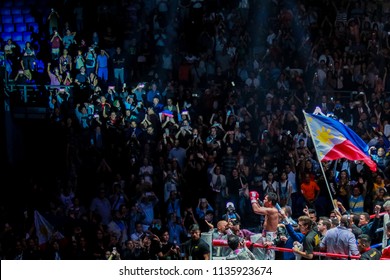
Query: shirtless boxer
[[249, 191, 279, 259]]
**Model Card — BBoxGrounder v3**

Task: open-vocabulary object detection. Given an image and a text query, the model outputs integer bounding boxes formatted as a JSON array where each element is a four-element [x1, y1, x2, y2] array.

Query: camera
[[227, 207, 235, 213]]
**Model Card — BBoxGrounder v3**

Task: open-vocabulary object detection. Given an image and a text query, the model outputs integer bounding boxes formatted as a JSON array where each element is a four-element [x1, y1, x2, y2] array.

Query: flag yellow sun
[[316, 126, 334, 145], [40, 225, 48, 237]]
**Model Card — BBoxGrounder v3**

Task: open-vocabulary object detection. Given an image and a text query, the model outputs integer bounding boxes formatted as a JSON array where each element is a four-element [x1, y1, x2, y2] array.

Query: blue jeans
[[114, 67, 124, 84]]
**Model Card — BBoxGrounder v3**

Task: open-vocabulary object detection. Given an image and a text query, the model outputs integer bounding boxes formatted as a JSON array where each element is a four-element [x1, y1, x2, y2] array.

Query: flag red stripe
[[322, 140, 377, 171]]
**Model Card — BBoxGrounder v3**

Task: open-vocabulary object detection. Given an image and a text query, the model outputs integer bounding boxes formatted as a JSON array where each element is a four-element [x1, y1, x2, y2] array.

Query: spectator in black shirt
[[183, 224, 210, 260], [358, 234, 381, 260]]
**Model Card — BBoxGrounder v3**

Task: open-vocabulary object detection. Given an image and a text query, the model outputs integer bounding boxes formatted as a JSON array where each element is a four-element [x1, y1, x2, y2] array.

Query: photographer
[[222, 202, 241, 223], [225, 234, 256, 260]]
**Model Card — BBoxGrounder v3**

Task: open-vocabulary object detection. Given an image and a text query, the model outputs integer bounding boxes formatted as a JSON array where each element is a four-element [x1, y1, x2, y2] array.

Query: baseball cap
[[189, 224, 200, 232], [226, 202, 235, 209]]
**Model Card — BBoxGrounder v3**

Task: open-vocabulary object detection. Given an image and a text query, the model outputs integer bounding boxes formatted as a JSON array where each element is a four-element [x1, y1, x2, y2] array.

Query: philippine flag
[[34, 210, 64, 246], [303, 112, 377, 172]]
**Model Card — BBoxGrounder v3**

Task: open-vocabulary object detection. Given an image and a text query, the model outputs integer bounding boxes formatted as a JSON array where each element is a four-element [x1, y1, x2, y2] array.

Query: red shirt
[[301, 180, 320, 201], [382, 247, 390, 259], [52, 36, 61, 48]]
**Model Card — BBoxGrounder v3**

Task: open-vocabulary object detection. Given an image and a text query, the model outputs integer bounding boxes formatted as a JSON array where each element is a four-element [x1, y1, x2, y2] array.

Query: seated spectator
[[21, 42, 36, 71]]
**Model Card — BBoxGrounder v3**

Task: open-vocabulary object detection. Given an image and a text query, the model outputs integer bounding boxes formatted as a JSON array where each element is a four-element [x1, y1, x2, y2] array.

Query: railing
[[4, 83, 73, 104], [212, 211, 389, 260], [212, 239, 388, 260]]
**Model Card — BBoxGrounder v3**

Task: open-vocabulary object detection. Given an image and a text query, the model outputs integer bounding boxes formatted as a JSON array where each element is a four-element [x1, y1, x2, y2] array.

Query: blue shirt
[[284, 223, 305, 260], [97, 54, 108, 68], [349, 195, 364, 213], [320, 226, 359, 258]]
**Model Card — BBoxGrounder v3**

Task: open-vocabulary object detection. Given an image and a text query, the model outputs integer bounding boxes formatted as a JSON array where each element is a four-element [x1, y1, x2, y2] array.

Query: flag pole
[[303, 110, 337, 210]]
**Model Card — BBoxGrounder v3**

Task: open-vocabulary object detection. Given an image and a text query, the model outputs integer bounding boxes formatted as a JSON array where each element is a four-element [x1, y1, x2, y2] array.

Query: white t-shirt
[[287, 171, 297, 193]]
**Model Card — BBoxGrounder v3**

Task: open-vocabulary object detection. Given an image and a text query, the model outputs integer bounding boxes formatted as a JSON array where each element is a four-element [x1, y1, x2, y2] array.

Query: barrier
[[212, 240, 388, 260], [369, 212, 386, 219], [201, 231, 213, 256]]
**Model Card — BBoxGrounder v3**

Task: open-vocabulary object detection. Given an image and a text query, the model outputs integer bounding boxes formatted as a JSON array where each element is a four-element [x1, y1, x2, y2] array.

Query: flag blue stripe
[[307, 113, 369, 155]]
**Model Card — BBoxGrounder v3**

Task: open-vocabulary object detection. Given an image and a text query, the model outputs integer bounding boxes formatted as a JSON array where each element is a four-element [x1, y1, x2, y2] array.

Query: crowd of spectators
[[1, 0, 390, 260]]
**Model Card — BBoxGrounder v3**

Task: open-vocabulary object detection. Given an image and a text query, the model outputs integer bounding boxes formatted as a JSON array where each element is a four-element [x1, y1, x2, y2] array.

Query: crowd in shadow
[[1, 0, 390, 260]]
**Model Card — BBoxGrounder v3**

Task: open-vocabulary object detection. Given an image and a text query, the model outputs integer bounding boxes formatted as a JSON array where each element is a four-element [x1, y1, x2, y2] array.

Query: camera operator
[[222, 202, 241, 223], [225, 235, 256, 260]]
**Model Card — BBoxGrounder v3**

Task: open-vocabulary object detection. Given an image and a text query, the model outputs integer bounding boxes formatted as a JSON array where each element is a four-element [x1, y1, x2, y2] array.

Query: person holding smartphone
[[132, 83, 146, 103], [50, 28, 62, 60]]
